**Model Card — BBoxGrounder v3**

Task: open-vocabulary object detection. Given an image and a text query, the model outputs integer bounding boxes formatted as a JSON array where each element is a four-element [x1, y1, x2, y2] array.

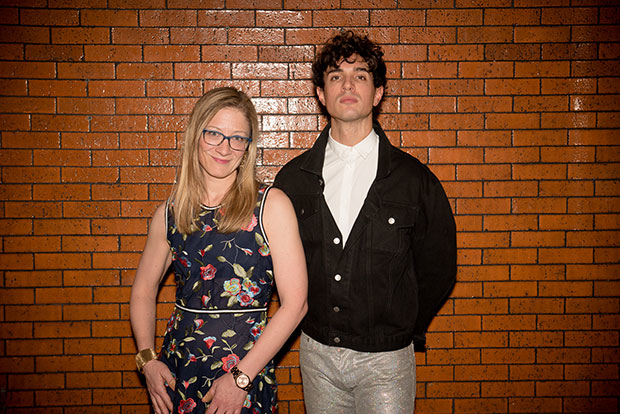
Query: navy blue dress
[[159, 186, 277, 414]]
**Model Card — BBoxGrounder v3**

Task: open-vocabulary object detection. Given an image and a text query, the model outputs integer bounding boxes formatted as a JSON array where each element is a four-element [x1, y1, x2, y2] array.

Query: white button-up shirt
[[322, 129, 379, 245]]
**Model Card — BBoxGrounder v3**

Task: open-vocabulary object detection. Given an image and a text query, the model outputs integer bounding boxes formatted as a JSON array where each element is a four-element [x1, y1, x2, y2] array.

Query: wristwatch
[[135, 348, 158, 373], [230, 366, 253, 392]]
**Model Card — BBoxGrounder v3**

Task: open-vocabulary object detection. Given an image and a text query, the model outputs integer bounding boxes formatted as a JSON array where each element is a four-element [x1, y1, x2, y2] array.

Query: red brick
[[459, 96, 512, 113], [62, 167, 118, 183], [51, 27, 110, 44], [33, 150, 91, 166], [484, 381, 535, 397], [117, 62, 173, 80], [595, 213, 620, 229], [564, 397, 619, 413], [542, 111, 596, 129], [486, 43, 541, 61], [511, 331, 564, 348], [139, 9, 196, 26], [112, 27, 169, 44], [455, 332, 508, 348], [84, 45, 142, 62], [92, 320, 132, 338], [169, 27, 227, 45], [0, 150, 32, 167], [4, 236, 61, 253], [198, 10, 255, 27], [428, 9, 483, 26], [8, 373, 65, 390], [567, 297, 619, 314], [568, 196, 618, 215], [513, 164, 566, 179], [455, 364, 508, 382], [0, 26, 49, 43], [36, 389, 93, 406], [427, 348, 481, 365], [539, 214, 593, 231], [454, 398, 509, 414], [542, 78, 597, 94], [484, 8, 540, 25], [1, 357, 35, 377], [460, 26, 513, 44], [6, 206, 61, 225], [511, 292, 566, 311], [481, 348, 535, 364], [29, 80, 87, 97], [313, 10, 369, 26], [34, 321, 91, 339], [64, 270, 121, 287], [484, 248, 538, 264], [146, 80, 202, 97], [81, 9, 138, 26], [370, 9, 424, 26], [573, 60, 620, 77]]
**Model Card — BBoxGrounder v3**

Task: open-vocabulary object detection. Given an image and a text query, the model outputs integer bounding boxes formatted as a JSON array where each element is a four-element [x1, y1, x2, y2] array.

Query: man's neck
[[329, 118, 374, 147]]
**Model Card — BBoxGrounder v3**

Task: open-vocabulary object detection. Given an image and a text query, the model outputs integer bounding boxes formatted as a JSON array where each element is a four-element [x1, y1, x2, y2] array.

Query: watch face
[[236, 374, 250, 388]]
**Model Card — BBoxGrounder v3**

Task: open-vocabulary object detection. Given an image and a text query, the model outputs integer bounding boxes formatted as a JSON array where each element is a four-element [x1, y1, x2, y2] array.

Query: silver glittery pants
[[300, 332, 416, 414]]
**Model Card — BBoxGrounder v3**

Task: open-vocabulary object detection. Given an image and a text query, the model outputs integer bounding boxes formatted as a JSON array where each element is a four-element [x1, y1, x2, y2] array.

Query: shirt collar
[[327, 128, 378, 161]]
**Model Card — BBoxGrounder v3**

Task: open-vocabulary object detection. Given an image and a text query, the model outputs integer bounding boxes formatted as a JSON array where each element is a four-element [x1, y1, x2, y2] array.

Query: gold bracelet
[[135, 348, 158, 373]]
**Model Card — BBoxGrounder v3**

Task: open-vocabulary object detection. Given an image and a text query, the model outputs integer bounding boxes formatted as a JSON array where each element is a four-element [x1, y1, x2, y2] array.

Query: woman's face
[[198, 106, 251, 183]]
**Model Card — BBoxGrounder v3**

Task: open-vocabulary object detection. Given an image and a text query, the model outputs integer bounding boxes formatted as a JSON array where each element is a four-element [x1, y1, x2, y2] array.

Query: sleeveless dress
[[159, 186, 277, 414]]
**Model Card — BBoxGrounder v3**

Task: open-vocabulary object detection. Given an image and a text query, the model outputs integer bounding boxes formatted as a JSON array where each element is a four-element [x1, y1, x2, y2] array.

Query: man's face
[[316, 54, 384, 125]]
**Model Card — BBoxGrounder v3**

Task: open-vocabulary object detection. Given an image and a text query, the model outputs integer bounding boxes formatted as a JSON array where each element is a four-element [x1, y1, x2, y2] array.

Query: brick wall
[[1, 1, 618, 413]]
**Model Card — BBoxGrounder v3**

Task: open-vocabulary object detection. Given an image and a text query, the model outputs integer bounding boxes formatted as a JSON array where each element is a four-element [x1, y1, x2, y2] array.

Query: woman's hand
[[143, 360, 176, 414], [203, 373, 247, 414]]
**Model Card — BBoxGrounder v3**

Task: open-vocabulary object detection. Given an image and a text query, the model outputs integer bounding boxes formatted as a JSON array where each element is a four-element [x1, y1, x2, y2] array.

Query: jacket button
[[333, 237, 340, 245], [333, 337, 340, 344], [300, 208, 305, 215], [334, 274, 341, 282], [388, 217, 395, 224], [333, 306, 340, 313]]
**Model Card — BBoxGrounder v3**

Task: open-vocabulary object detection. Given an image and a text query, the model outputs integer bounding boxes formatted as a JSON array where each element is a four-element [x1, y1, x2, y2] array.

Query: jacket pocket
[[370, 202, 417, 254]]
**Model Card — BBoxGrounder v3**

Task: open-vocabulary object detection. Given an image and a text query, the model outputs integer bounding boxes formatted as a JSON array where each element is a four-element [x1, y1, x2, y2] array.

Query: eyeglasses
[[202, 129, 252, 151]]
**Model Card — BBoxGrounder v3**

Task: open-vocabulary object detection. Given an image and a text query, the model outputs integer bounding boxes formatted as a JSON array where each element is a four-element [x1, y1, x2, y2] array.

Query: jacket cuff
[[413, 333, 426, 352]]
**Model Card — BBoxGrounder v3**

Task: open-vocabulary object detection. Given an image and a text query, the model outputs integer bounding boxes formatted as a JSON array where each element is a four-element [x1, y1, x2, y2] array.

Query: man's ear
[[316, 87, 326, 107], [373, 86, 384, 107]]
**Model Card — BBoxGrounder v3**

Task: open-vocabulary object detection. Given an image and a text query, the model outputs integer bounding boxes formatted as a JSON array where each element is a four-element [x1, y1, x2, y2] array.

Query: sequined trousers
[[300, 332, 416, 414]]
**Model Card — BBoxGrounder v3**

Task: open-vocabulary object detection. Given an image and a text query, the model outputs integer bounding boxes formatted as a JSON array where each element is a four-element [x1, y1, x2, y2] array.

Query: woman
[[130, 87, 308, 414]]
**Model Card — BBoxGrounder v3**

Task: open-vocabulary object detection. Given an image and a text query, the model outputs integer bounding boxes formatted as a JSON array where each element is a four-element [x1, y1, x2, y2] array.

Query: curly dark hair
[[312, 30, 387, 91]]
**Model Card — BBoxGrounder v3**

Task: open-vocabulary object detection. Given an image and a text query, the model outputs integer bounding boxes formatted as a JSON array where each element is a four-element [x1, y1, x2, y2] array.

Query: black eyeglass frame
[[201, 129, 252, 151]]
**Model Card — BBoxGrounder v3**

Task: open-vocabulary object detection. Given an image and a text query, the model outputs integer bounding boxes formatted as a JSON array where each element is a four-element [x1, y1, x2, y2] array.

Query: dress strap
[[175, 303, 268, 314], [258, 184, 273, 246]]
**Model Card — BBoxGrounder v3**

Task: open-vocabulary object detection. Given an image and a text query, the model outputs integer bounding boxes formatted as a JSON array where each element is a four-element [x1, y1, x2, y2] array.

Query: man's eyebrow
[[326, 67, 342, 74]]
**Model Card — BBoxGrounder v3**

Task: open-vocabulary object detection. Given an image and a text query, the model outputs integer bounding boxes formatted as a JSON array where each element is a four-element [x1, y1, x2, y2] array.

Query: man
[[274, 30, 457, 413]]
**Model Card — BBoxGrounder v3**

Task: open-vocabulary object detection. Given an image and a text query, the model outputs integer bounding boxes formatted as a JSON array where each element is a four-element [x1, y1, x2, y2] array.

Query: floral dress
[[160, 186, 277, 414]]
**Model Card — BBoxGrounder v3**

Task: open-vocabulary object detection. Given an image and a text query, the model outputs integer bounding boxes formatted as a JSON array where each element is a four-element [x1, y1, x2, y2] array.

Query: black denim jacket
[[274, 122, 457, 352]]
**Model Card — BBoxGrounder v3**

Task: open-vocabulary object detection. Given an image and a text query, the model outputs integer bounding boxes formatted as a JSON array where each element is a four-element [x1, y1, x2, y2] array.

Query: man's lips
[[339, 95, 358, 104]]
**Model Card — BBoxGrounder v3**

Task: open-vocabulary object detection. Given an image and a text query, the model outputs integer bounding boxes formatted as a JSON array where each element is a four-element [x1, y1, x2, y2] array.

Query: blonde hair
[[171, 87, 260, 235]]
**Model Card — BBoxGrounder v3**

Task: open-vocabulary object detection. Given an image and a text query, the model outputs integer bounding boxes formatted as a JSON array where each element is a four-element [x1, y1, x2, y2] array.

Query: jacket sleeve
[[412, 170, 457, 350]]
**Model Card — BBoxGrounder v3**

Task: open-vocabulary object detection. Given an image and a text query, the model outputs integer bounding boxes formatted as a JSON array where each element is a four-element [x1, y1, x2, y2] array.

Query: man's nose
[[342, 77, 354, 91]]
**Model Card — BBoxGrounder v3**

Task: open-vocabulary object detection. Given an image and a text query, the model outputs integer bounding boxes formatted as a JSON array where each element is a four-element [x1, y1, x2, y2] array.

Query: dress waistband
[[175, 303, 268, 314]]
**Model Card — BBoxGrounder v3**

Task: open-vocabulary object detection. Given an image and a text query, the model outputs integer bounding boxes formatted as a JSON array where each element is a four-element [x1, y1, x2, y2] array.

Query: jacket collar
[[300, 121, 393, 179]]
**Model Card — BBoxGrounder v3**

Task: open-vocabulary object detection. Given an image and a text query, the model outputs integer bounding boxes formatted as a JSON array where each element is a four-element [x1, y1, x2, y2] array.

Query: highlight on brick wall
[[0, 2, 618, 413]]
